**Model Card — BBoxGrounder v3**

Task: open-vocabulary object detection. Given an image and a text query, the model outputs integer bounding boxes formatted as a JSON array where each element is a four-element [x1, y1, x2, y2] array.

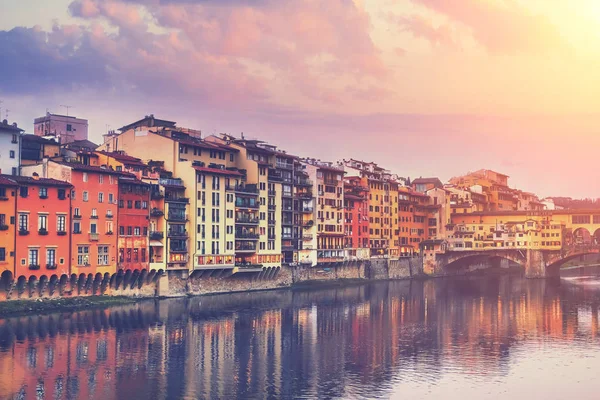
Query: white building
[[0, 119, 23, 176]]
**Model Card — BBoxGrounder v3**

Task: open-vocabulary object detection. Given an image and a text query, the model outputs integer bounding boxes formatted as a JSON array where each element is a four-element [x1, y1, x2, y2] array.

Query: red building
[[11, 174, 72, 279], [118, 176, 151, 271], [344, 177, 370, 259]]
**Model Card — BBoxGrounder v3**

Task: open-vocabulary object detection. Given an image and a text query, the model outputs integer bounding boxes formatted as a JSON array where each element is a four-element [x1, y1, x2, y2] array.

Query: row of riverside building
[[0, 114, 548, 283]]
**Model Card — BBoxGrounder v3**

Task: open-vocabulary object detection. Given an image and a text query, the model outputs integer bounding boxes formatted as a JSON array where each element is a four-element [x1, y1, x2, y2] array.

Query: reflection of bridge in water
[[426, 210, 600, 277]]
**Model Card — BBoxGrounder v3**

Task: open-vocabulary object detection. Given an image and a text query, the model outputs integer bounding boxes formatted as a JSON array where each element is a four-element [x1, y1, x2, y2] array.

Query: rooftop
[[3, 174, 72, 187], [0, 119, 24, 133], [119, 115, 177, 132], [53, 161, 134, 176]]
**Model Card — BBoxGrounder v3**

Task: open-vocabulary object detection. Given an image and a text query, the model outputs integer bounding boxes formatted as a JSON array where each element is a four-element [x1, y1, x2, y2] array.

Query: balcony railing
[[236, 262, 263, 269], [268, 204, 276, 210], [73, 213, 82, 219], [268, 219, 276, 225], [159, 178, 184, 187], [236, 232, 260, 239], [236, 243, 257, 252], [297, 192, 312, 199], [235, 200, 259, 209], [276, 161, 293, 170], [150, 231, 164, 240], [268, 190, 276, 197], [168, 230, 188, 238], [151, 191, 164, 200], [302, 220, 314, 228], [150, 208, 164, 217], [0, 225, 9, 231], [167, 213, 188, 222], [38, 229, 48, 236], [230, 184, 258, 195], [295, 179, 313, 187], [301, 207, 314, 213], [302, 234, 313, 240], [18, 229, 29, 236], [165, 196, 189, 204], [235, 215, 260, 224], [89, 233, 99, 241], [169, 247, 188, 254]]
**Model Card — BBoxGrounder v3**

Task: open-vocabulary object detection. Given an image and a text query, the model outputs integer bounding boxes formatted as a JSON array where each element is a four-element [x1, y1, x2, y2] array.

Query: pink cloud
[[390, 13, 456, 47], [409, 0, 566, 53]]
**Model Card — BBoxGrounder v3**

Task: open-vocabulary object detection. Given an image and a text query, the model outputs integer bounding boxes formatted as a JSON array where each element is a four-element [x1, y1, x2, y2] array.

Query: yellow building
[[99, 116, 244, 273]]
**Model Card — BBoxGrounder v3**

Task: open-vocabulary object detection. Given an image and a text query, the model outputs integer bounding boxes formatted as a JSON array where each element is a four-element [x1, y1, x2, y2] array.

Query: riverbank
[[0, 296, 148, 318]]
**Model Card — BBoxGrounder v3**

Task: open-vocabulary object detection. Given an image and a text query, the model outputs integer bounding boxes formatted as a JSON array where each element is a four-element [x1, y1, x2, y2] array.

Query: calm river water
[[2, 276, 600, 399]]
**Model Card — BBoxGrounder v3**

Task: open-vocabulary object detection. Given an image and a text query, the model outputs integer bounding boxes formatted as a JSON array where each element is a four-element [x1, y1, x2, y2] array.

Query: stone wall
[[291, 261, 366, 284], [187, 267, 292, 296], [388, 258, 423, 279]]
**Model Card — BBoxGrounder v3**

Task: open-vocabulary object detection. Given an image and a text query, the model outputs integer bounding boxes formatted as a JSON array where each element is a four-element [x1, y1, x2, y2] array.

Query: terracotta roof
[[193, 166, 243, 176], [412, 177, 443, 186], [63, 139, 98, 150], [6, 174, 72, 187], [54, 161, 134, 176], [96, 151, 147, 167], [0, 176, 17, 186]]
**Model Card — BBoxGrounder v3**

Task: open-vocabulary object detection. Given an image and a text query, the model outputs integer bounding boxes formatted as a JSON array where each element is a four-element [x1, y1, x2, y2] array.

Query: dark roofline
[[119, 115, 177, 132], [4, 174, 72, 187], [0, 122, 24, 133]]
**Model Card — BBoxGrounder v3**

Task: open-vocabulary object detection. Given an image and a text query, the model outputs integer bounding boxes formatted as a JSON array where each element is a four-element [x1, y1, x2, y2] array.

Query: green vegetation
[[0, 296, 144, 318]]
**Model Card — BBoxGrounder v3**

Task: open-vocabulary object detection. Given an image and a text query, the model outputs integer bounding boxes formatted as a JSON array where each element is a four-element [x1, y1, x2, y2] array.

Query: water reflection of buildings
[[1, 279, 600, 399]]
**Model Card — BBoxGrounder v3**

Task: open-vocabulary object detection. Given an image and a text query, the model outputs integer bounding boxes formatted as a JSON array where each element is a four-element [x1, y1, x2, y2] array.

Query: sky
[[2, 0, 600, 198]]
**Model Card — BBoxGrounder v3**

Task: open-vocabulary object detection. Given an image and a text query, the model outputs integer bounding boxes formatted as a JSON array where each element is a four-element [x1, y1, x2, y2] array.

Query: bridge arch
[[546, 251, 600, 276], [573, 228, 592, 246], [440, 251, 526, 275]]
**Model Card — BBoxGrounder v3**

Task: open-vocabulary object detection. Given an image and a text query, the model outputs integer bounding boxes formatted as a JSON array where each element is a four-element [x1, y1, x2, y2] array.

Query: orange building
[[0, 176, 17, 281], [343, 177, 370, 260], [23, 160, 124, 276], [12, 175, 72, 279]]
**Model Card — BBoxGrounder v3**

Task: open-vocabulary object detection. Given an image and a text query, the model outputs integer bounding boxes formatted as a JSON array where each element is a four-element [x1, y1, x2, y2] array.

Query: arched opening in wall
[[593, 229, 600, 245], [547, 252, 600, 277], [93, 273, 103, 294], [443, 254, 525, 276], [573, 228, 592, 246], [0, 270, 13, 293], [153, 269, 164, 283], [16, 275, 27, 298], [130, 269, 140, 289], [138, 269, 148, 289], [48, 274, 59, 296], [27, 276, 37, 298], [38, 275, 48, 297]]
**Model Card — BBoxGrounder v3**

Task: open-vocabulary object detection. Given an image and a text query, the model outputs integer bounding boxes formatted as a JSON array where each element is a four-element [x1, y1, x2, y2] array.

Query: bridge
[[423, 209, 600, 278]]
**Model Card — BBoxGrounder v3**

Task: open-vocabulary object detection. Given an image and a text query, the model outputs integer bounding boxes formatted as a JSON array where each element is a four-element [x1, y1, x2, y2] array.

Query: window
[[99, 175, 103, 184], [90, 223, 97, 234], [127, 226, 133, 236], [73, 221, 81, 233], [98, 193, 104, 203], [106, 221, 113, 233], [91, 208, 97, 217], [66, 124, 72, 131], [119, 226, 125, 235], [133, 248, 139, 262], [38, 215, 47, 231], [71, 190, 76, 200], [57, 215, 66, 232], [83, 173, 88, 182], [58, 189, 66, 200], [19, 213, 28, 232], [83, 191, 89, 202], [108, 193, 114, 204], [28, 249, 39, 267], [77, 246, 90, 265], [134, 227, 141, 236], [20, 187, 28, 198], [0, 248, 5, 262], [98, 246, 109, 265], [141, 248, 146, 262], [46, 249, 56, 266], [11, 134, 17, 143], [9, 150, 15, 159], [126, 248, 132, 262]]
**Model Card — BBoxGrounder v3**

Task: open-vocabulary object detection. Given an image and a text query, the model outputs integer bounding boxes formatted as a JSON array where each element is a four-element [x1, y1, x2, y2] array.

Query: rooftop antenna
[[5, 109, 9, 120], [60, 104, 74, 116]]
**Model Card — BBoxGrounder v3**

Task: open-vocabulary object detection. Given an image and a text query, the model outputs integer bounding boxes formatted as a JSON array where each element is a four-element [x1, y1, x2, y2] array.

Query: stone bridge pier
[[426, 246, 600, 278]]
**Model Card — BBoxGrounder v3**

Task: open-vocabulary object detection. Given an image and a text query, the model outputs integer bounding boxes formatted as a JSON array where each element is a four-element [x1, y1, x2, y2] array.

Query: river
[[2, 275, 600, 399]]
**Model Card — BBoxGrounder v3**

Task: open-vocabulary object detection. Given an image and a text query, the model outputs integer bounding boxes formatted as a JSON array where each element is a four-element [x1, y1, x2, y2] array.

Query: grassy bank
[[0, 296, 146, 318]]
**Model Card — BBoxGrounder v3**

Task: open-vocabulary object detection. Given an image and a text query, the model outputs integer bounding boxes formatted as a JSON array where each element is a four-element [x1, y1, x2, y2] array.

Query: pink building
[[33, 112, 88, 144]]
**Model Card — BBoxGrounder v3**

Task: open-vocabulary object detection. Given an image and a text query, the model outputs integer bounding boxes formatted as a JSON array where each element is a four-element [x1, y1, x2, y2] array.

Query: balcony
[[89, 233, 99, 241], [282, 244, 295, 251], [268, 233, 276, 240], [28, 265, 40, 271], [236, 243, 257, 253], [268, 219, 276, 225], [165, 196, 189, 204], [301, 207, 314, 214], [90, 215, 99, 220], [235, 215, 260, 225], [235, 200, 259, 209], [0, 225, 8, 231], [106, 212, 114, 219], [106, 231, 114, 236], [282, 233, 294, 239], [0, 196, 8, 201], [235, 262, 263, 269], [268, 204, 276, 211], [302, 220, 314, 228], [150, 208, 164, 217], [38, 229, 48, 236], [236, 232, 260, 240], [39, 195, 48, 200], [169, 247, 188, 254], [150, 231, 164, 240], [159, 178, 185, 187], [297, 192, 312, 199], [231, 184, 259, 195], [73, 213, 82, 219], [295, 179, 313, 187], [302, 234, 313, 241], [282, 220, 294, 226], [18, 229, 29, 236], [268, 170, 283, 182], [268, 190, 276, 197], [151, 191, 164, 200], [276, 161, 293, 170], [167, 213, 188, 222], [168, 230, 188, 238], [46, 264, 58, 270]]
